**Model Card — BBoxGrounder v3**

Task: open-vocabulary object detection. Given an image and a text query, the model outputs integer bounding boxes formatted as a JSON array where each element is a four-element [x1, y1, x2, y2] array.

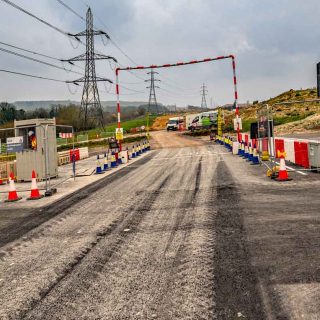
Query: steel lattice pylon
[[200, 83, 208, 109], [145, 69, 160, 115], [65, 8, 116, 130]]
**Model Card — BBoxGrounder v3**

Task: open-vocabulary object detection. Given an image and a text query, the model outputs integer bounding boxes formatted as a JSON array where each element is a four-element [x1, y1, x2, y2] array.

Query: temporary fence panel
[[77, 134, 88, 143], [0, 161, 17, 180], [56, 137, 68, 145], [283, 139, 295, 163], [57, 151, 70, 166], [294, 141, 310, 168], [1, 143, 7, 153], [269, 138, 275, 157], [100, 132, 114, 138]]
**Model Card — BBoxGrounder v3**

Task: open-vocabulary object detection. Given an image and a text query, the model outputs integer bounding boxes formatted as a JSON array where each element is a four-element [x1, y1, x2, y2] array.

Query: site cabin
[[189, 111, 218, 131], [166, 117, 184, 131]]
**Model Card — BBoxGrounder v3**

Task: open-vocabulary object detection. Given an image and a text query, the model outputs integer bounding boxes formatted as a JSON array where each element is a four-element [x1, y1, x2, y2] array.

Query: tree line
[[0, 102, 156, 132]]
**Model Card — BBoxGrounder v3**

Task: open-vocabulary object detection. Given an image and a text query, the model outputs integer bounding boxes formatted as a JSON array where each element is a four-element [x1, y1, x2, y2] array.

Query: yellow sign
[[115, 128, 124, 140]]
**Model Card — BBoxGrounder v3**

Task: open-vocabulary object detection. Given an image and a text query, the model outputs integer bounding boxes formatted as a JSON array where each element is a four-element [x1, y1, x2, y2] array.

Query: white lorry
[[185, 114, 199, 131], [189, 111, 218, 131], [166, 117, 184, 131]]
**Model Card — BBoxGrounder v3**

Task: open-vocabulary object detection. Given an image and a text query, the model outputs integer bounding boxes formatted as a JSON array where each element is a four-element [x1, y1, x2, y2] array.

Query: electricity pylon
[[64, 7, 117, 129], [145, 69, 160, 138], [200, 83, 208, 109]]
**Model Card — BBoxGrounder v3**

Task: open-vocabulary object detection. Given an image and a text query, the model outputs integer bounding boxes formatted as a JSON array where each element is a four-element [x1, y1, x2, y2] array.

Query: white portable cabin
[[14, 118, 58, 181]]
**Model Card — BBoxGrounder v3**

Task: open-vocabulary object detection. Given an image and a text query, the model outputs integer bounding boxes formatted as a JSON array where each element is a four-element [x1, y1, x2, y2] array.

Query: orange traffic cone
[[27, 170, 44, 200], [5, 172, 22, 202], [276, 151, 291, 181]]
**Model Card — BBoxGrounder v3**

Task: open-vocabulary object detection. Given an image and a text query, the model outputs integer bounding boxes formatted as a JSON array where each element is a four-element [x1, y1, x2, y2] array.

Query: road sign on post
[[115, 128, 124, 141], [233, 118, 242, 131], [6, 136, 24, 153]]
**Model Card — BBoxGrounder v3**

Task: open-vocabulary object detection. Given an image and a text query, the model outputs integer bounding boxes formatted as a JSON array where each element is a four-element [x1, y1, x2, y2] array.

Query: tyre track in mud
[[24, 149, 219, 320], [214, 160, 266, 319], [0, 154, 154, 248], [21, 172, 173, 320]]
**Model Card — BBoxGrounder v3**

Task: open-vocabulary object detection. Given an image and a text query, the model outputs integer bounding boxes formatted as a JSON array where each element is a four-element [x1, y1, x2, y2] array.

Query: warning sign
[[7, 136, 24, 153], [115, 128, 124, 140], [233, 118, 242, 131]]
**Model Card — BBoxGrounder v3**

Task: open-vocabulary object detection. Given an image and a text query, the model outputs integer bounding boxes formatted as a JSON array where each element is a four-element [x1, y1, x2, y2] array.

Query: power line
[[56, 0, 85, 22], [0, 68, 65, 82], [0, 46, 83, 76], [0, 40, 99, 78], [0, 40, 59, 61], [0, 0, 78, 40]]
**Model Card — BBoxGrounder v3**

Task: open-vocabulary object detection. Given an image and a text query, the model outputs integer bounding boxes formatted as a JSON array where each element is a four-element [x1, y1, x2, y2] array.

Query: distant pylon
[[200, 83, 208, 109], [145, 69, 161, 115], [64, 8, 117, 130]]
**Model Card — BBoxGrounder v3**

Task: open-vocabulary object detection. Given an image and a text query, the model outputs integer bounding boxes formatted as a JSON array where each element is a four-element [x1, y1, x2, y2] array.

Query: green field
[[82, 115, 157, 139]]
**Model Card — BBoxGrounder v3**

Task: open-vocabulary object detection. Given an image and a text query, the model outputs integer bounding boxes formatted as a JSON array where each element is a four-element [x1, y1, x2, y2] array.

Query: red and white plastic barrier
[[59, 132, 73, 139], [283, 139, 295, 163], [234, 133, 317, 169], [240, 135, 313, 168], [58, 147, 89, 166]]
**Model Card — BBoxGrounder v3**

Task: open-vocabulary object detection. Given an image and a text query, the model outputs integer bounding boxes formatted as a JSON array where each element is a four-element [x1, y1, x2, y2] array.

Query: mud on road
[[1, 131, 320, 319], [0, 143, 265, 320]]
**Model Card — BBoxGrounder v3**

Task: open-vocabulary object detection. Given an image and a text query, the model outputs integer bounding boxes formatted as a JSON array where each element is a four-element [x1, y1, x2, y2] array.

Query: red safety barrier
[[294, 141, 309, 168], [275, 138, 285, 155], [262, 138, 268, 151], [251, 138, 257, 148], [244, 134, 249, 145], [70, 149, 80, 162]]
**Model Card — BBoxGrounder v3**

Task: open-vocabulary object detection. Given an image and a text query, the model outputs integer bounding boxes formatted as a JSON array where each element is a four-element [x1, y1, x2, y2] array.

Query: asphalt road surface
[[0, 131, 319, 320]]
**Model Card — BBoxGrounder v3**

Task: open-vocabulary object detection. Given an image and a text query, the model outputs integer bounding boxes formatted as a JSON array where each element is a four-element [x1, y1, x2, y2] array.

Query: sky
[[0, 0, 320, 107]]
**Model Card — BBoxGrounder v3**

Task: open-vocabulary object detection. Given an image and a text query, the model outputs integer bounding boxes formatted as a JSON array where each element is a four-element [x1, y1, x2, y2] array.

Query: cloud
[[0, 0, 319, 106]]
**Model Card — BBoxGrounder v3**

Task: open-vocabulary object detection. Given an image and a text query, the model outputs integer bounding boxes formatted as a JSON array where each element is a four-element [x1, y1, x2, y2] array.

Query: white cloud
[[0, 0, 320, 106]]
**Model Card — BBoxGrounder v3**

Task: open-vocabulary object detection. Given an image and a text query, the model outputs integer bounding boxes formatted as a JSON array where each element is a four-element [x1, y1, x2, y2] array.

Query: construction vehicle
[[189, 111, 218, 131], [185, 114, 199, 130], [166, 117, 184, 131]]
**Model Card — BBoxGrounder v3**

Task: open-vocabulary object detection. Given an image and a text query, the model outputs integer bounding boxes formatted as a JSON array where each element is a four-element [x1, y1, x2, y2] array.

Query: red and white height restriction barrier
[[115, 55, 241, 144]]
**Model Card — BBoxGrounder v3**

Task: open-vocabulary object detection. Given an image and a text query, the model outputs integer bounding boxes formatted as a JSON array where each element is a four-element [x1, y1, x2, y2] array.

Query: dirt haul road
[[0, 131, 319, 319]]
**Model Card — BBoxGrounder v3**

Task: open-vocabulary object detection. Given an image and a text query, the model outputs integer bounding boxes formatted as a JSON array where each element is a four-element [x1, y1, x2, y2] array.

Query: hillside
[[223, 88, 320, 134], [12, 100, 149, 111]]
